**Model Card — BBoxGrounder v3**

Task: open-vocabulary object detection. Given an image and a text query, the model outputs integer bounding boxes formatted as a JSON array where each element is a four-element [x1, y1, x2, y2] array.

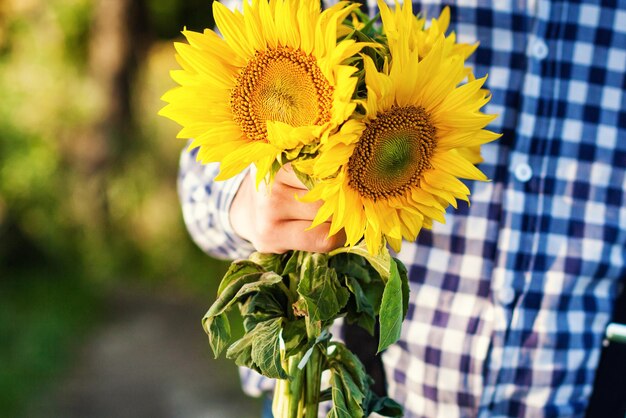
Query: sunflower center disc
[[348, 106, 437, 200], [231, 46, 333, 142]]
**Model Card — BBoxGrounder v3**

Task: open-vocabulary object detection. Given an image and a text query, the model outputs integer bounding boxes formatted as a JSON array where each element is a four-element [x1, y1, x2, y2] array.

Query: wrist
[[229, 172, 254, 243]]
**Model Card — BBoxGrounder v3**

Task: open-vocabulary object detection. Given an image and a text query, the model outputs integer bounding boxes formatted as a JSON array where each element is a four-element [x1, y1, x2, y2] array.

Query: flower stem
[[288, 355, 304, 418], [304, 344, 322, 418]]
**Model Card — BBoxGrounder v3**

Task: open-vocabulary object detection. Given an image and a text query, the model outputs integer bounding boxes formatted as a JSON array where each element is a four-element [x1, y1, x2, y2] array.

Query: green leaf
[[297, 264, 349, 322], [377, 258, 403, 353], [226, 317, 289, 379], [250, 317, 288, 379], [345, 277, 375, 335], [242, 287, 286, 318], [329, 243, 392, 280], [217, 260, 265, 296], [394, 257, 410, 320], [364, 393, 403, 418], [203, 313, 231, 358], [300, 252, 328, 277]]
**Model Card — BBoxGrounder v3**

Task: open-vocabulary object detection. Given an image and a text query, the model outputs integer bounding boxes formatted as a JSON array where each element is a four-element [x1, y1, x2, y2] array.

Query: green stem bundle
[[273, 341, 326, 418], [203, 249, 407, 418]]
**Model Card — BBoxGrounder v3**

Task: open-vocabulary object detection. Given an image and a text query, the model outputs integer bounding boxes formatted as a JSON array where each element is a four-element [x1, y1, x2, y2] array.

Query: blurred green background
[[0, 0, 260, 416]]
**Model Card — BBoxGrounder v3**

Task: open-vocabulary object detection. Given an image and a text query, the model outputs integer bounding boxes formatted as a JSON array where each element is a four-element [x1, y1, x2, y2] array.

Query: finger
[[255, 220, 346, 254], [261, 187, 323, 221]]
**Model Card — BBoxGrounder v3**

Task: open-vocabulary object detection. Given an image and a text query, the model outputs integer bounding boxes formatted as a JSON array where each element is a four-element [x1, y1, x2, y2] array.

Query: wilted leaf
[[241, 288, 286, 332], [281, 319, 306, 357], [329, 343, 368, 393], [327, 374, 354, 418], [251, 317, 288, 379], [206, 271, 283, 320], [345, 277, 376, 335], [206, 271, 264, 319], [217, 260, 265, 296], [283, 251, 306, 276], [226, 331, 257, 371], [249, 252, 285, 274], [364, 393, 403, 418], [235, 271, 284, 301], [329, 243, 391, 280], [330, 253, 372, 283], [203, 312, 231, 358], [334, 364, 365, 414], [297, 265, 349, 322]]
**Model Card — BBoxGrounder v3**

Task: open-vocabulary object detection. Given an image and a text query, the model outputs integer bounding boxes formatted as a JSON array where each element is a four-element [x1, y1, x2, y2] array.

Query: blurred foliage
[[0, 0, 227, 284], [147, 0, 216, 39], [0, 0, 231, 415], [0, 269, 98, 416]]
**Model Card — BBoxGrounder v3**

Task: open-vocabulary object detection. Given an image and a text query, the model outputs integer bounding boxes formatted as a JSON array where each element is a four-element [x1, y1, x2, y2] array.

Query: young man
[[179, 1, 626, 416]]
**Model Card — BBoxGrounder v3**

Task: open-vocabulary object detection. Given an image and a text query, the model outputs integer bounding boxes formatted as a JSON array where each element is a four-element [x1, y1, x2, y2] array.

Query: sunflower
[[304, 6, 500, 254], [379, 2, 477, 63], [159, 0, 363, 184]]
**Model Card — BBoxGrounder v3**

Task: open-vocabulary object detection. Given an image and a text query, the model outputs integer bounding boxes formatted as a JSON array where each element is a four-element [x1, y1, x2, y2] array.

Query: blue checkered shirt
[[178, 0, 626, 416]]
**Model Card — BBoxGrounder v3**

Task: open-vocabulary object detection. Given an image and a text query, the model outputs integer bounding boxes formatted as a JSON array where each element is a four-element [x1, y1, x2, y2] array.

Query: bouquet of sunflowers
[[160, 1, 498, 416]]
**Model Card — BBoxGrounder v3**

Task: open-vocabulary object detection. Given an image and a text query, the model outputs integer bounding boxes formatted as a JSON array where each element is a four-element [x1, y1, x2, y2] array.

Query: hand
[[229, 165, 345, 254]]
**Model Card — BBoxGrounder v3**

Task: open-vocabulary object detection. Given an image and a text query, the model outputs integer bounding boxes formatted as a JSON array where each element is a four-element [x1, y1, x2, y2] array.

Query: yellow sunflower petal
[[275, 0, 299, 48], [212, 1, 253, 58], [266, 121, 320, 150], [399, 208, 424, 241], [216, 141, 277, 181], [314, 142, 355, 178], [343, 186, 366, 246], [431, 149, 488, 181], [309, 197, 336, 229], [457, 146, 484, 164], [195, 0, 501, 255], [161, 0, 363, 181], [419, 181, 459, 208], [242, 0, 266, 52], [436, 129, 501, 150], [328, 184, 346, 236], [423, 170, 471, 195]]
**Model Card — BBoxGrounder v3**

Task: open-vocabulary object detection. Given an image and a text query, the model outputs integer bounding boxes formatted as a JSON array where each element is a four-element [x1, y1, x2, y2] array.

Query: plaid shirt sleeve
[[178, 145, 255, 260], [178, 0, 626, 416]]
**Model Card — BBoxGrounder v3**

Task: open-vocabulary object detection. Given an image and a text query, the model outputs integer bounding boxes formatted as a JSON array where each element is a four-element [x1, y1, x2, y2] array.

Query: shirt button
[[497, 287, 516, 305], [514, 163, 533, 182], [530, 39, 549, 60]]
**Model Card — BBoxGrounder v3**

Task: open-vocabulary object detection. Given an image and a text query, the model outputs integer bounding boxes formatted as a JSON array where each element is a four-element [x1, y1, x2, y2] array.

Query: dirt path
[[30, 288, 262, 418]]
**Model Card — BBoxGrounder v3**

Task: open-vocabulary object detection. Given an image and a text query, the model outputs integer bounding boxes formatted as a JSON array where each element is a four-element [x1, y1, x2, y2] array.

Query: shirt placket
[[479, 0, 555, 413]]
